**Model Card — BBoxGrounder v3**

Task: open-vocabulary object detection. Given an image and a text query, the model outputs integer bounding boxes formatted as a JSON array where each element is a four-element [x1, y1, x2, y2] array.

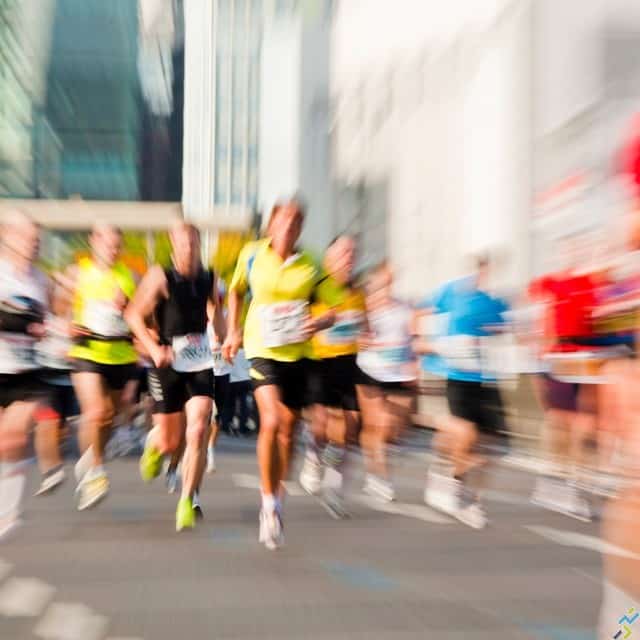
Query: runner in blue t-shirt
[[414, 255, 509, 529]]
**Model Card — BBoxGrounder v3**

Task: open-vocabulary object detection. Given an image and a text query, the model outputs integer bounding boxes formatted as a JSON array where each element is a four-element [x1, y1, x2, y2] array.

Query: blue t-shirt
[[419, 276, 509, 382]]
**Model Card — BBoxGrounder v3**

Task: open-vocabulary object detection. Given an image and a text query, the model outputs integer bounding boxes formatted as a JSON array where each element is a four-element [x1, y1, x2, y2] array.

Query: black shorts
[[37, 382, 78, 421], [213, 373, 230, 417], [148, 367, 214, 414], [249, 358, 307, 410], [446, 379, 507, 436], [72, 359, 138, 392], [307, 355, 359, 411], [0, 372, 47, 408]]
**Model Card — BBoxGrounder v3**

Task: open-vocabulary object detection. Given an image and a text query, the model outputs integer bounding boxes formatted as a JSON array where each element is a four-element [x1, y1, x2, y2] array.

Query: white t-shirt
[[0, 259, 48, 375], [357, 301, 416, 383]]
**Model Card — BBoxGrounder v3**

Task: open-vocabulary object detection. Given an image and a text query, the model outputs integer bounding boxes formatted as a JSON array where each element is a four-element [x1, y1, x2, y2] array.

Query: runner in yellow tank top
[[69, 223, 138, 512], [222, 198, 336, 550], [300, 236, 366, 517]]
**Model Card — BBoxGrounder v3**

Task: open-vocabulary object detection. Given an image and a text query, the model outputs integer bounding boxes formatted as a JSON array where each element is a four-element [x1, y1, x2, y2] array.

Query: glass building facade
[[0, 0, 184, 202]]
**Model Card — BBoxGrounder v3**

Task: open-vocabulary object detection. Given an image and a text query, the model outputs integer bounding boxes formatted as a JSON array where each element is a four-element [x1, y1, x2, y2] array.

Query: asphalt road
[[0, 435, 605, 640]]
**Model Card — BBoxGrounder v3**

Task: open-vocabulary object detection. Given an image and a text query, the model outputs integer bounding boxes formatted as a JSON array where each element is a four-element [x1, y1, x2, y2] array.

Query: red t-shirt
[[529, 272, 599, 351]]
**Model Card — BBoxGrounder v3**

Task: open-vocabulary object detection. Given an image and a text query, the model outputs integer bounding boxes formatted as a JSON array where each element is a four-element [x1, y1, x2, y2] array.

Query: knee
[[258, 412, 279, 436], [85, 405, 114, 430], [186, 420, 208, 447]]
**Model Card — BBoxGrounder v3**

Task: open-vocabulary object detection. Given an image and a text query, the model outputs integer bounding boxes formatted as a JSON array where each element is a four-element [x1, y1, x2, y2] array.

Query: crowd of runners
[[1, 194, 640, 633]]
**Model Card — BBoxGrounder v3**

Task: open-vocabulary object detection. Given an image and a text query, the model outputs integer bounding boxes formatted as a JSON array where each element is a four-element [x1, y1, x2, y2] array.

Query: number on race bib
[[172, 333, 213, 372], [261, 301, 308, 348]]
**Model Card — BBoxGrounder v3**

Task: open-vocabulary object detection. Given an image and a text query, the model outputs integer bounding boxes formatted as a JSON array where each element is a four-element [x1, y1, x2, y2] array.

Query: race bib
[[172, 333, 213, 372], [83, 301, 129, 338], [321, 310, 363, 346], [438, 335, 483, 371], [261, 300, 308, 348]]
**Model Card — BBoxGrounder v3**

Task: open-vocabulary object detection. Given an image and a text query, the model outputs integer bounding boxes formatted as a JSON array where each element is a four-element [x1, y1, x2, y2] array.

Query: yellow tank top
[[310, 278, 366, 360], [69, 258, 137, 365]]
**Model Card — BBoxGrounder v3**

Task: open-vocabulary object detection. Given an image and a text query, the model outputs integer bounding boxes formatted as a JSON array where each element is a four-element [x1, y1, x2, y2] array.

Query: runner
[[0, 211, 48, 537], [69, 222, 138, 511], [527, 236, 606, 521], [222, 198, 335, 550], [300, 235, 365, 518], [126, 220, 225, 531], [356, 262, 416, 504], [33, 271, 77, 496], [415, 255, 509, 529]]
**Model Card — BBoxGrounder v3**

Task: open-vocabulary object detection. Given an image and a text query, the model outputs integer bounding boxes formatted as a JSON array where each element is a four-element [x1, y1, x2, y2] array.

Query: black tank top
[[156, 268, 213, 345]]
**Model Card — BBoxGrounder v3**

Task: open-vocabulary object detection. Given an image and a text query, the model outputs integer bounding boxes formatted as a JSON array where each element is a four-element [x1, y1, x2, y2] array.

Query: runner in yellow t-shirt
[[222, 198, 335, 550], [69, 223, 138, 511], [300, 236, 366, 519]]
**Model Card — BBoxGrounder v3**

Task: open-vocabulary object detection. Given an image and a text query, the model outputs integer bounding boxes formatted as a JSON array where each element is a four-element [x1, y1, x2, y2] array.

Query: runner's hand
[[151, 344, 173, 369], [222, 329, 242, 363], [27, 322, 46, 338]]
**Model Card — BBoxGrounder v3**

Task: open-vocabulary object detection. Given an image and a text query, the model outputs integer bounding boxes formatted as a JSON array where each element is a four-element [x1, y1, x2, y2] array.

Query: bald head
[[169, 219, 201, 275], [90, 222, 122, 267]]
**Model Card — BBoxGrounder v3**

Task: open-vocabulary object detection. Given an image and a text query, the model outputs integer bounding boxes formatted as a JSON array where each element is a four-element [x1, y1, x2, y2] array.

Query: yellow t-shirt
[[229, 239, 324, 362], [69, 258, 137, 365], [310, 278, 366, 360]]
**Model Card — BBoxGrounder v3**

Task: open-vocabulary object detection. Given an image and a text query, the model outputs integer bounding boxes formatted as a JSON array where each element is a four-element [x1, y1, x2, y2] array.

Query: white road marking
[[353, 495, 454, 524], [0, 558, 12, 581], [35, 602, 108, 640], [525, 525, 640, 560], [231, 473, 305, 497], [0, 577, 55, 617]]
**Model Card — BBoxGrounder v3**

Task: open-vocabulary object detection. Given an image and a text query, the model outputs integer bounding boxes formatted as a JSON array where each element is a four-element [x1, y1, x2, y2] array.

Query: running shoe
[[139, 431, 163, 482], [363, 474, 395, 503], [206, 446, 216, 474], [166, 467, 179, 494], [34, 466, 66, 497], [299, 452, 323, 496], [74, 446, 94, 483], [176, 496, 196, 532], [259, 509, 284, 550], [424, 469, 459, 515], [192, 491, 204, 520], [531, 477, 592, 522], [321, 487, 350, 520], [455, 501, 487, 529], [76, 468, 110, 511]]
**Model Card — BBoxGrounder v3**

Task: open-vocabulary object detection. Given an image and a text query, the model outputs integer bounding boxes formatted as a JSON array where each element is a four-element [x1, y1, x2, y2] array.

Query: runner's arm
[[208, 276, 227, 344], [124, 266, 168, 361], [222, 246, 251, 361]]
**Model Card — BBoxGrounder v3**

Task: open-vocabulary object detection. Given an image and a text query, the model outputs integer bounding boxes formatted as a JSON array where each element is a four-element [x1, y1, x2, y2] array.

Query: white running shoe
[[206, 446, 216, 474], [531, 478, 592, 522], [34, 467, 66, 497], [76, 467, 110, 511], [424, 470, 459, 515], [259, 509, 284, 551], [363, 474, 395, 503], [74, 446, 94, 483], [455, 501, 487, 529], [299, 452, 323, 496], [321, 488, 349, 520]]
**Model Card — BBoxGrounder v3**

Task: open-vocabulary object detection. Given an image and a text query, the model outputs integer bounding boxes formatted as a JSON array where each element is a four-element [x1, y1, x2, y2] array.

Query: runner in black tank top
[[125, 221, 226, 532]]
